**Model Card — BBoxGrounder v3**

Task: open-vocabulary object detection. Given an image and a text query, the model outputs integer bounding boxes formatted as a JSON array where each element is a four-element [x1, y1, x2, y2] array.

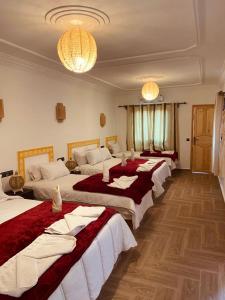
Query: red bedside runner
[[73, 160, 165, 204], [140, 150, 178, 161]]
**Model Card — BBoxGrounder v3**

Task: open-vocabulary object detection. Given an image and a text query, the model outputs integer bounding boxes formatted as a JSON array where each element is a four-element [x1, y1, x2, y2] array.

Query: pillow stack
[[86, 148, 112, 166], [28, 160, 70, 181], [108, 142, 121, 154]]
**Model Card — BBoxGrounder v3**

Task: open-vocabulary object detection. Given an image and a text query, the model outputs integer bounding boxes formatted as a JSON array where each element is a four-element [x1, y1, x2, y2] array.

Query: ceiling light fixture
[[141, 81, 159, 101], [57, 26, 97, 73]]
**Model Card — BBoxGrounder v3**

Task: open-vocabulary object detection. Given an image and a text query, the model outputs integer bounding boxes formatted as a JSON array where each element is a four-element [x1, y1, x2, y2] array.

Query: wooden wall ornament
[[0, 99, 4, 121], [56, 103, 66, 122], [100, 113, 106, 127]]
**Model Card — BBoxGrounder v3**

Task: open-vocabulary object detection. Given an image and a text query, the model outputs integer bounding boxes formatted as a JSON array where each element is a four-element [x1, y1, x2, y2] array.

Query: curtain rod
[[118, 102, 187, 108]]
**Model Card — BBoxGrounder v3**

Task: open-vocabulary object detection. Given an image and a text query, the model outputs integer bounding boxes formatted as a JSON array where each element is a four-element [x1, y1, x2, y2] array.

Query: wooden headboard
[[105, 136, 117, 148], [17, 146, 54, 180], [67, 138, 100, 160]]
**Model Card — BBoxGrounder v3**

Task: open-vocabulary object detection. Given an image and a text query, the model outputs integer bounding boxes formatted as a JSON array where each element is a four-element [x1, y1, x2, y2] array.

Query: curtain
[[212, 93, 224, 175], [127, 103, 179, 152]]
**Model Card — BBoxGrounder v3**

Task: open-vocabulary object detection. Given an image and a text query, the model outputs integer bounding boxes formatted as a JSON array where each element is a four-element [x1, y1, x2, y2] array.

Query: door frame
[[191, 104, 215, 172]]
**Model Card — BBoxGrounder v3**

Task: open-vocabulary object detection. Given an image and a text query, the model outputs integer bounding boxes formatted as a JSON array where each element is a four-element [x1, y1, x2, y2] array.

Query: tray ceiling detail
[[0, 0, 224, 89], [45, 5, 110, 29]]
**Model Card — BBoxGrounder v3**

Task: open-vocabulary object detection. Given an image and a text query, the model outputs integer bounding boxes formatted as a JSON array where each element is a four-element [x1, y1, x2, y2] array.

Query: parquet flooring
[[98, 170, 225, 300]]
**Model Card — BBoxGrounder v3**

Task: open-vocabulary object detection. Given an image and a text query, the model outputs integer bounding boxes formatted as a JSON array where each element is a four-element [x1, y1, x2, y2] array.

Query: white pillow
[[86, 148, 102, 166], [73, 145, 98, 166], [0, 175, 8, 199], [40, 160, 70, 180], [110, 142, 121, 154], [28, 165, 42, 181], [74, 150, 88, 166], [100, 147, 112, 161]]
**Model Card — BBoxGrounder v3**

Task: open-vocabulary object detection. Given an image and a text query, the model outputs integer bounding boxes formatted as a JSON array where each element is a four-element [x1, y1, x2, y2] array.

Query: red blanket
[[73, 160, 165, 204], [73, 173, 153, 205], [0, 201, 116, 300], [140, 150, 178, 161], [109, 158, 164, 177]]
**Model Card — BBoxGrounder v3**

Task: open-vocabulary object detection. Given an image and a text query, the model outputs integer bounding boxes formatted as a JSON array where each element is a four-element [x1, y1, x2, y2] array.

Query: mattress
[[0, 198, 137, 300], [25, 174, 154, 229], [79, 159, 171, 197]]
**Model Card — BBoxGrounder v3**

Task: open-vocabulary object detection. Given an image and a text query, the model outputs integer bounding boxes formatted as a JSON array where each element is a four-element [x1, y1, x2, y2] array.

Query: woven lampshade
[[142, 81, 159, 101], [65, 159, 77, 171], [9, 172, 25, 194], [57, 27, 97, 73]]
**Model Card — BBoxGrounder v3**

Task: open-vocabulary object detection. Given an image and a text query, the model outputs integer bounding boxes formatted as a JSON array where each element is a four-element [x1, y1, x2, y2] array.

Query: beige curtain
[[127, 106, 134, 150], [127, 103, 179, 152], [165, 103, 179, 151], [212, 93, 224, 175]]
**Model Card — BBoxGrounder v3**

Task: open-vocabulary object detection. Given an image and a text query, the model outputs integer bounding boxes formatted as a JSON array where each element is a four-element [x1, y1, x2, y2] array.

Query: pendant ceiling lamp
[[142, 81, 159, 101], [57, 27, 97, 73]]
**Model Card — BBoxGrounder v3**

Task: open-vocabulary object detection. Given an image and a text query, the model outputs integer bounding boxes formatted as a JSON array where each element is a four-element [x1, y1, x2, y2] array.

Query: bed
[[67, 139, 171, 197], [0, 195, 137, 300], [20, 146, 154, 229], [105, 135, 177, 170]]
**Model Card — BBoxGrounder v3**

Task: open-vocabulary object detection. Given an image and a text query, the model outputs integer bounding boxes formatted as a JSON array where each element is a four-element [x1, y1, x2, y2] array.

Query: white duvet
[[0, 198, 137, 300], [25, 174, 154, 229], [79, 158, 171, 197]]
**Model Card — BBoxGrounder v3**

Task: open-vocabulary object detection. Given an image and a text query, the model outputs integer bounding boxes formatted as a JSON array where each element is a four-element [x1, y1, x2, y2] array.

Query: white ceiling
[[0, 0, 225, 90]]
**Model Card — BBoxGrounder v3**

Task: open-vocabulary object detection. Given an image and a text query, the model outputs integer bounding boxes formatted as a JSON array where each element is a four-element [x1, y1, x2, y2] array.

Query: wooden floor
[[98, 170, 225, 300]]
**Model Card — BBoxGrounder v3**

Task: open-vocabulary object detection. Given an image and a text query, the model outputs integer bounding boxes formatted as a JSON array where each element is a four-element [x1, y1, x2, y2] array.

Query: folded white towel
[[45, 214, 96, 236], [0, 234, 76, 297], [108, 175, 138, 189], [71, 206, 105, 217], [130, 148, 135, 161], [121, 152, 127, 166], [52, 185, 62, 213], [162, 150, 174, 154], [137, 163, 154, 172], [102, 163, 109, 182]]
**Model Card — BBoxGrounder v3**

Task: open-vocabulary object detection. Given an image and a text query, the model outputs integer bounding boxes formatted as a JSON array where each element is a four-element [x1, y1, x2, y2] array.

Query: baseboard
[[218, 176, 225, 202]]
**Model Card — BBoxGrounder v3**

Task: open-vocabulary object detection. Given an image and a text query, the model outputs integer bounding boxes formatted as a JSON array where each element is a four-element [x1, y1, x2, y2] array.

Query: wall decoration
[[0, 99, 4, 121], [56, 103, 66, 122], [100, 113, 106, 127]]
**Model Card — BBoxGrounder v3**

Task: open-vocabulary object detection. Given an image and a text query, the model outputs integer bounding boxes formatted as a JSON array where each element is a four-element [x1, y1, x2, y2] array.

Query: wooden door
[[191, 105, 214, 172]]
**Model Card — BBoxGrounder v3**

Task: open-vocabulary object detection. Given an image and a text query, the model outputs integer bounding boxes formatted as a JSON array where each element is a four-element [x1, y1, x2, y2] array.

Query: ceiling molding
[[0, 0, 202, 91], [97, 0, 200, 65], [45, 5, 110, 25], [0, 51, 115, 92], [90, 56, 204, 90], [0, 0, 201, 67], [0, 38, 60, 65]]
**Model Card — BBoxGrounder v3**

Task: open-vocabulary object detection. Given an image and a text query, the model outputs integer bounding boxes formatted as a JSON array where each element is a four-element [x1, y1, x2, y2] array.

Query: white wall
[[0, 54, 116, 172], [115, 84, 218, 169]]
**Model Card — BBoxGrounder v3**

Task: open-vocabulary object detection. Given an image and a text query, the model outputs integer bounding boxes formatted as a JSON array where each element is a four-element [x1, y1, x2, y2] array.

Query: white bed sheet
[[112, 151, 177, 170], [25, 174, 154, 229], [0, 198, 137, 300], [79, 158, 171, 197]]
